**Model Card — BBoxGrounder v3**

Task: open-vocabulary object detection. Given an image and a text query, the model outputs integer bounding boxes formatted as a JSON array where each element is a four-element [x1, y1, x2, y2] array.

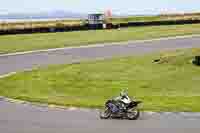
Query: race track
[[1, 35, 200, 133]]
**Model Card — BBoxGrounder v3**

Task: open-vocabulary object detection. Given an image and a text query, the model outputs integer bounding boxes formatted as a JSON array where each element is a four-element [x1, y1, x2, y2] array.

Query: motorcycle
[[100, 89, 142, 120]]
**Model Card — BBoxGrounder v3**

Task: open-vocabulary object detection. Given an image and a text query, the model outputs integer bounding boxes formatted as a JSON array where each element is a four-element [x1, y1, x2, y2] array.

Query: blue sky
[[1, 0, 200, 14]]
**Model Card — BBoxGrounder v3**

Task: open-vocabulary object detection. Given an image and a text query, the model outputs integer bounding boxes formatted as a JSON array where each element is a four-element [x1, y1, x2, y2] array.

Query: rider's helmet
[[120, 88, 128, 97]]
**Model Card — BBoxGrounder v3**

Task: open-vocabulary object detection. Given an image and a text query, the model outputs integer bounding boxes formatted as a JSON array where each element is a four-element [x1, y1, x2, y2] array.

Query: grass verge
[[0, 48, 200, 112], [1, 24, 200, 54]]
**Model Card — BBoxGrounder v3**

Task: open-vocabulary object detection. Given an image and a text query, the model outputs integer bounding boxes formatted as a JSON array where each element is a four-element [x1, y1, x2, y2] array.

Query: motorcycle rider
[[114, 89, 131, 110]]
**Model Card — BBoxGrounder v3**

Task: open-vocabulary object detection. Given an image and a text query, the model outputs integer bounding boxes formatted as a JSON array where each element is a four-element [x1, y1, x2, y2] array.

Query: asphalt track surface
[[1, 36, 200, 133]]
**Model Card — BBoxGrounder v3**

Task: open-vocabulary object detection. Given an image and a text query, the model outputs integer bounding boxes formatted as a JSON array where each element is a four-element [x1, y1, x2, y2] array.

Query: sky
[[1, 0, 200, 15]]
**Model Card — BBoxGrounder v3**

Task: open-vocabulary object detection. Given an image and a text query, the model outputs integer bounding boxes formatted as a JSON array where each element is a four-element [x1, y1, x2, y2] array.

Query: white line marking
[[68, 107, 78, 111], [163, 112, 173, 115], [0, 72, 17, 78], [180, 112, 200, 117], [0, 34, 200, 57], [146, 111, 157, 115], [0, 68, 40, 79]]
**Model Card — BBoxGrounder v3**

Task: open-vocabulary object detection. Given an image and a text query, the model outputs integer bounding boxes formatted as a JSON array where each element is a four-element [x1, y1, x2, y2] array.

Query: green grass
[[1, 24, 200, 54], [1, 48, 200, 112]]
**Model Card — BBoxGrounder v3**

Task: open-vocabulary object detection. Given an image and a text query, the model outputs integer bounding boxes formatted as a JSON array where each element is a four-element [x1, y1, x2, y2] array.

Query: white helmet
[[120, 88, 128, 97]]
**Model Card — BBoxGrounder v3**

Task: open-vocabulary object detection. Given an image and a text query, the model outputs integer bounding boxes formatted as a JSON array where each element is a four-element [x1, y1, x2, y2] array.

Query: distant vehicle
[[100, 89, 142, 120]]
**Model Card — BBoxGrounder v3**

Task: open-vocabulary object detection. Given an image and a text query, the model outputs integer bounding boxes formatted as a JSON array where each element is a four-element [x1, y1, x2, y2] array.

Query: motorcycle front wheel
[[126, 109, 140, 120], [100, 107, 111, 119]]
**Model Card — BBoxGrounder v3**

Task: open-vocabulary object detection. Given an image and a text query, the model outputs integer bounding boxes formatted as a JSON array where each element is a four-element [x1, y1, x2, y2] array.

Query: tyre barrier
[[1, 19, 200, 35]]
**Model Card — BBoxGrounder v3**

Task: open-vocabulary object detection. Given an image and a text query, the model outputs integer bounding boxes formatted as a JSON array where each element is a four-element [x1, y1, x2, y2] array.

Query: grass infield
[[0, 48, 200, 112]]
